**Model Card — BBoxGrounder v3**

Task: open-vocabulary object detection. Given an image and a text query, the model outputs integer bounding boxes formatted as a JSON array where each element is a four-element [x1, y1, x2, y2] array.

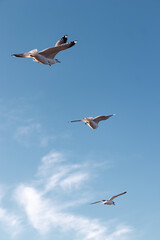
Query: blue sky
[[0, 0, 160, 239]]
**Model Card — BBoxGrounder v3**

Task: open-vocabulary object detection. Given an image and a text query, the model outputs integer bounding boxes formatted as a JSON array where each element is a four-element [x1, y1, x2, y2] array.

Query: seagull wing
[[12, 53, 29, 58], [11, 49, 38, 58], [70, 118, 90, 124], [109, 191, 127, 200], [55, 35, 68, 46], [39, 41, 77, 59], [90, 200, 105, 204], [70, 119, 82, 123], [93, 114, 114, 124]]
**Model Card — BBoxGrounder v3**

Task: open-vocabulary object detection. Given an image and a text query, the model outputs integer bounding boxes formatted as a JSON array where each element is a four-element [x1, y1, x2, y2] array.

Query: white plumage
[[91, 191, 127, 206], [70, 114, 115, 129], [12, 35, 77, 66]]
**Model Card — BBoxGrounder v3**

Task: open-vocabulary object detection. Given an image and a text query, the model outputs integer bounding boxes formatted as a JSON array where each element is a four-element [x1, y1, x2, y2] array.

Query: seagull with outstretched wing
[[70, 114, 115, 129], [11, 35, 77, 66], [91, 191, 127, 205]]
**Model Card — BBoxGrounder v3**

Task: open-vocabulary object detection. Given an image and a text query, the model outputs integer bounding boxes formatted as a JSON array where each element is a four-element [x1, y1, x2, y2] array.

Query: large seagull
[[11, 35, 77, 66], [91, 191, 127, 206], [70, 114, 115, 129]]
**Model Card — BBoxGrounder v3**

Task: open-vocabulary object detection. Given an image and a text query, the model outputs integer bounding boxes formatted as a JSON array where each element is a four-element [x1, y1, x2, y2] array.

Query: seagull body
[[91, 191, 127, 206], [11, 35, 77, 66], [70, 114, 115, 129]]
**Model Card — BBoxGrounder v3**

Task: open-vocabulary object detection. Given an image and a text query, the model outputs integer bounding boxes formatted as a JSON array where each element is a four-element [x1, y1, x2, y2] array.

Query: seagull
[[70, 114, 115, 129], [11, 35, 77, 66], [91, 191, 127, 206]]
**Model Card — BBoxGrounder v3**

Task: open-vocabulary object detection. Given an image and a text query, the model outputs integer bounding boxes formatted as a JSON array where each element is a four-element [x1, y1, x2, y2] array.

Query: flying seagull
[[11, 35, 77, 66], [91, 191, 127, 206], [70, 114, 115, 129]]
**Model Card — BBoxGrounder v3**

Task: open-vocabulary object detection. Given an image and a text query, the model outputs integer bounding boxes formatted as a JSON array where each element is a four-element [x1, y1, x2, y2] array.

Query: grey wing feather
[[109, 191, 127, 200], [93, 115, 114, 124], [90, 200, 104, 204], [11, 52, 31, 58], [39, 41, 77, 59], [11, 49, 38, 58], [70, 119, 82, 122], [55, 35, 68, 46]]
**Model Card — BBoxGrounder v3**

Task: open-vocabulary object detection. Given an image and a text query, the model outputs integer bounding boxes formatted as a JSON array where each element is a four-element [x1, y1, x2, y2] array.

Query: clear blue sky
[[0, 0, 160, 239]]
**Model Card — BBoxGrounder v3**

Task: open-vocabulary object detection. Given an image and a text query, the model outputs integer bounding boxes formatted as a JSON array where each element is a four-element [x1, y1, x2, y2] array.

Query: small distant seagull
[[70, 114, 115, 129], [11, 35, 77, 66], [91, 191, 127, 206]]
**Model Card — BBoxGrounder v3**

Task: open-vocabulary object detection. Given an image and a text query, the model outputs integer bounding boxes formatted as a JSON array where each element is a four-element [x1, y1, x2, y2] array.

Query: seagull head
[[55, 59, 61, 63]]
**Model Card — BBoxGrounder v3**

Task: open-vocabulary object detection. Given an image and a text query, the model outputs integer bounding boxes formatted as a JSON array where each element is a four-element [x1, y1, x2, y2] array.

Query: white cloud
[[60, 172, 88, 191], [15, 123, 41, 136], [0, 189, 22, 237], [14, 185, 51, 234], [0, 148, 134, 239], [14, 184, 132, 240], [106, 225, 133, 240], [14, 123, 41, 147], [0, 208, 22, 236], [12, 150, 133, 240], [40, 151, 65, 171], [0, 103, 68, 148], [39, 135, 56, 147], [37, 151, 90, 194], [14, 122, 58, 148]]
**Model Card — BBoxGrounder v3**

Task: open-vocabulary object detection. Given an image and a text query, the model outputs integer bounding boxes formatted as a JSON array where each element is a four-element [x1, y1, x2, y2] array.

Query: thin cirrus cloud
[[0, 208, 22, 237], [14, 185, 132, 240], [14, 123, 43, 147], [14, 123, 62, 147], [37, 151, 89, 193], [0, 103, 69, 148], [0, 187, 22, 237], [60, 171, 89, 191], [15, 123, 41, 136], [11, 150, 133, 240]]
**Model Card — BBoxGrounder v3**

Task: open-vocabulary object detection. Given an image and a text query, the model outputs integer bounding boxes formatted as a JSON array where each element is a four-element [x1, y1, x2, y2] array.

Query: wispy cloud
[[0, 189, 22, 237], [15, 123, 41, 137], [60, 171, 88, 191], [0, 102, 57, 147], [0, 208, 22, 237], [12, 150, 133, 240], [38, 151, 65, 177], [14, 123, 41, 146], [0, 147, 133, 239], [14, 184, 132, 239], [37, 151, 90, 194]]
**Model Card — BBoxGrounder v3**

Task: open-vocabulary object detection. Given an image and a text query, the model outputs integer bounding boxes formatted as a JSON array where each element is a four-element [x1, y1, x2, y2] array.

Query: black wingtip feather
[[70, 41, 77, 47], [11, 54, 23, 57], [63, 35, 68, 43]]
